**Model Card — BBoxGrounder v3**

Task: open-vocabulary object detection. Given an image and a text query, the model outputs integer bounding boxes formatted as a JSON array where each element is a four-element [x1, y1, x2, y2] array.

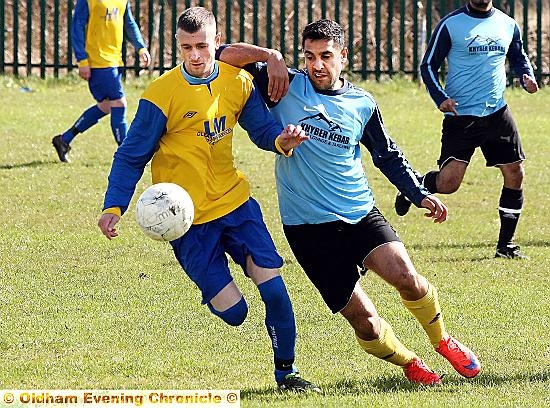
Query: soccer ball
[[135, 182, 194, 242]]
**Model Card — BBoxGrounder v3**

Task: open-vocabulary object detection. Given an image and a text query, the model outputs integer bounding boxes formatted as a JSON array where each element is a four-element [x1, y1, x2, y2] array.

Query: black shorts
[[282, 207, 400, 314], [438, 105, 525, 168]]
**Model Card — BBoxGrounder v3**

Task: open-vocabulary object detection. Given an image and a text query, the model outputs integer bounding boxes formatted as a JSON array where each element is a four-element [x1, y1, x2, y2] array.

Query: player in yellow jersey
[[52, 0, 151, 162], [97, 7, 319, 392]]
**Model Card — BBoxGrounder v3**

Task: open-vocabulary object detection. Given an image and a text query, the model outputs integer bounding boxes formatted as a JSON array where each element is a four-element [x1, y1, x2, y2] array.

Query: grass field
[[1, 74, 549, 408]]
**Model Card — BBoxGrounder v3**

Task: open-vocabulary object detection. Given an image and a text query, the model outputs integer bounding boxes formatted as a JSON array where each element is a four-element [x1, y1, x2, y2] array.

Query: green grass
[[1, 74, 549, 407]]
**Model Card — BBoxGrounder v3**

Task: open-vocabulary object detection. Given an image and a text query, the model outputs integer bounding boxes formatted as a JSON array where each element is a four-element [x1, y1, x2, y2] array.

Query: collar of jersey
[[305, 72, 351, 96], [180, 62, 219, 85], [464, 4, 496, 18]]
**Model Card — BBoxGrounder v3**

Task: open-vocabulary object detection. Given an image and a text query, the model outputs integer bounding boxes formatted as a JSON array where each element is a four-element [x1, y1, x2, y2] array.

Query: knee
[[504, 165, 524, 187], [437, 176, 461, 194], [208, 296, 248, 327], [258, 276, 291, 308]]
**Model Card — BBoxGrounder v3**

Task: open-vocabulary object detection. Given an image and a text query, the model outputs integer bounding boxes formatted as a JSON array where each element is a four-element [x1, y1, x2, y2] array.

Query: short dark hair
[[302, 19, 345, 49], [177, 7, 216, 33]]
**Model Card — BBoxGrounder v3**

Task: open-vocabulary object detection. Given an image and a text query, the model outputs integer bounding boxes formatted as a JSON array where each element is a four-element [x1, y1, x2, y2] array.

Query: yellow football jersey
[[143, 63, 254, 224]]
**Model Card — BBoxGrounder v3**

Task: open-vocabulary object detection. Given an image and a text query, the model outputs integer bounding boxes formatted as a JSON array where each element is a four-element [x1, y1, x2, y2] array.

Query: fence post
[[239, 0, 245, 42], [13, 0, 19, 76], [171, 0, 177, 68], [225, 0, 231, 43], [361, 0, 368, 79], [0, 0, 4, 74], [280, 0, 286, 59], [26, 0, 32, 76], [412, 0, 418, 80], [159, 0, 165, 74], [375, 0, 381, 80], [536, 0, 542, 83], [135, 0, 142, 76], [40, 0, 46, 79], [293, 0, 299, 68], [522, 0, 529, 55], [67, 0, 73, 72], [54, 0, 60, 78], [399, 0, 405, 72]]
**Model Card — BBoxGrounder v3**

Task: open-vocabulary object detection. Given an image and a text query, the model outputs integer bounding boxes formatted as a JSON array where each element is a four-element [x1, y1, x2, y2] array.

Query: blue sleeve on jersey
[[238, 85, 284, 153], [71, 0, 89, 62], [507, 24, 535, 88], [103, 99, 167, 213], [246, 63, 273, 105], [421, 22, 452, 108], [360, 107, 428, 206], [123, 2, 146, 51]]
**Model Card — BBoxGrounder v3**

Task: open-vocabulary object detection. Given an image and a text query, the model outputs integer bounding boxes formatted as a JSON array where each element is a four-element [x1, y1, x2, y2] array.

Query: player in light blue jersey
[[218, 19, 481, 385], [395, 0, 538, 259]]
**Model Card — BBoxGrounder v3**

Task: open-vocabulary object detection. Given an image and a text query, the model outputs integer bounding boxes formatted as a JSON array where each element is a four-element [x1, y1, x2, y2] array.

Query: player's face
[[176, 24, 220, 78], [469, 0, 493, 10], [303, 39, 348, 91]]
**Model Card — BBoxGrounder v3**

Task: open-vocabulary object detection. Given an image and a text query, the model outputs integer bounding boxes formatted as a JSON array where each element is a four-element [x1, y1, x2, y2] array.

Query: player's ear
[[215, 32, 221, 48], [341, 47, 348, 63]]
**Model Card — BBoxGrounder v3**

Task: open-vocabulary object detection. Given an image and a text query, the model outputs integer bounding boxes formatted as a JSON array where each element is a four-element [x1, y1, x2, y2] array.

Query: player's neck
[[467, 2, 493, 12]]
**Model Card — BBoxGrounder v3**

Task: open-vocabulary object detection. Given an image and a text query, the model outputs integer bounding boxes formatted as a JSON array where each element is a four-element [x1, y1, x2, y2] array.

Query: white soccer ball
[[135, 182, 194, 242]]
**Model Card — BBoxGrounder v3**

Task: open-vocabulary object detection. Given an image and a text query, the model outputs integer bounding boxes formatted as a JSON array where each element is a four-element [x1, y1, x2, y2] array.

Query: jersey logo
[[466, 35, 505, 55], [183, 111, 197, 119], [298, 109, 349, 149], [105, 7, 120, 22], [198, 116, 232, 145], [299, 111, 342, 132]]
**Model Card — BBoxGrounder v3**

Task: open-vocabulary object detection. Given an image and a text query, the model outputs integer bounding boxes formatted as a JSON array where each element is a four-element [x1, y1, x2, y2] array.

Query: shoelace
[[407, 360, 440, 383], [445, 338, 469, 363]]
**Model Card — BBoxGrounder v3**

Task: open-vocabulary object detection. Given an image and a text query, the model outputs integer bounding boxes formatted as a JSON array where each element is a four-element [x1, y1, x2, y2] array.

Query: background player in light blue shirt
[[395, 0, 538, 259], [218, 19, 481, 385]]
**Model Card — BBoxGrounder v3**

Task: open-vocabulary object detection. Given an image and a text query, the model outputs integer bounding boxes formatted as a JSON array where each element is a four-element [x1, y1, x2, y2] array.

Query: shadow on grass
[[240, 369, 550, 399], [408, 239, 550, 251], [406, 239, 550, 262], [0, 160, 56, 169]]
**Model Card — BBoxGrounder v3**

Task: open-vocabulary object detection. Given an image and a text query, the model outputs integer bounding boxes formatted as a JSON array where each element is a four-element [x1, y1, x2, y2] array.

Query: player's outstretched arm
[[420, 195, 447, 223], [98, 213, 120, 240], [219, 43, 289, 102]]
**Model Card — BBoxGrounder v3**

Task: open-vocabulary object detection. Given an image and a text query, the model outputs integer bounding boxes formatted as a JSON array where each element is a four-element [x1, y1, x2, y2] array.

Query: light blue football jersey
[[249, 68, 428, 225], [421, 5, 534, 116]]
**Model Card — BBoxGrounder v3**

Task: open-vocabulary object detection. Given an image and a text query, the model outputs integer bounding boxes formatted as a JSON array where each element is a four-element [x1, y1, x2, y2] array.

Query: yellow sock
[[402, 284, 448, 348], [355, 318, 417, 366]]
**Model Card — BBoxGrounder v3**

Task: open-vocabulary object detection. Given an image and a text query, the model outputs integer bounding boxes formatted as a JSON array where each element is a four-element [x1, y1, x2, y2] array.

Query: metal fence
[[1, 0, 549, 83]]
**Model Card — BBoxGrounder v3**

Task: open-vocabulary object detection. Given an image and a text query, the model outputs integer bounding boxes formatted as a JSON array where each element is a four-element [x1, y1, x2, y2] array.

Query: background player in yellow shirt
[[97, 7, 319, 392], [52, 0, 151, 162]]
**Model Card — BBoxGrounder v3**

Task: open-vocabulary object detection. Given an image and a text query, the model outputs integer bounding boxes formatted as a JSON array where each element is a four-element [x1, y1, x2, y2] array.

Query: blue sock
[[257, 276, 297, 383], [110, 106, 128, 145], [62, 105, 106, 144]]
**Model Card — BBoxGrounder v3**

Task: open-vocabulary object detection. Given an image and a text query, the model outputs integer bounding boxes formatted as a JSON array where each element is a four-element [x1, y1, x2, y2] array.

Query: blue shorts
[[88, 67, 125, 101], [170, 198, 283, 304]]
